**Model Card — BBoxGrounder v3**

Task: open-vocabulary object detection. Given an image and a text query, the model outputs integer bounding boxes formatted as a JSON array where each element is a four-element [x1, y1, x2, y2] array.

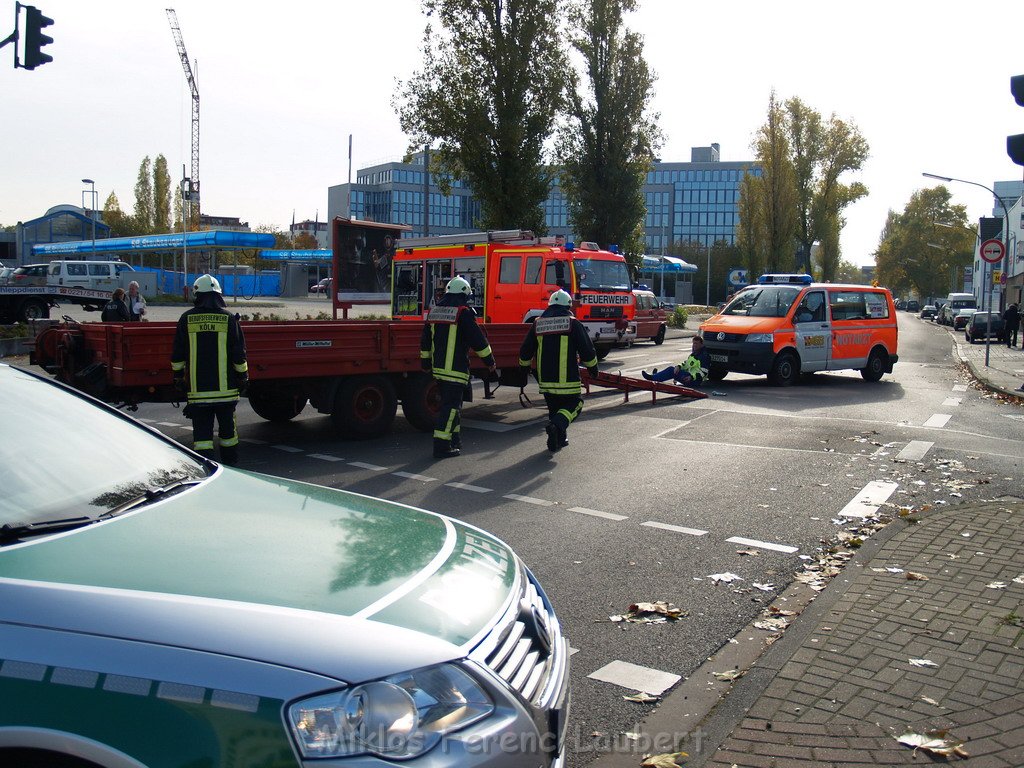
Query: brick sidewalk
[[701, 499, 1024, 767]]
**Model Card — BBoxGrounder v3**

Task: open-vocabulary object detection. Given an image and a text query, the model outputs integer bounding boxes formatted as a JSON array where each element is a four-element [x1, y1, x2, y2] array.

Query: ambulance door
[[493, 252, 524, 322], [792, 289, 830, 371]]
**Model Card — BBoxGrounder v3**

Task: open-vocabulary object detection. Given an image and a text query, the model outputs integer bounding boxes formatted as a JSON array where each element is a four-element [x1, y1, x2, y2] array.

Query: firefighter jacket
[[170, 300, 248, 404], [420, 294, 495, 385], [519, 305, 598, 395]]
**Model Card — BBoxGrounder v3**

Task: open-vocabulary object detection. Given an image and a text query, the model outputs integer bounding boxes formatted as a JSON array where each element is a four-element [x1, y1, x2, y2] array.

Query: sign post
[[979, 238, 1006, 368]]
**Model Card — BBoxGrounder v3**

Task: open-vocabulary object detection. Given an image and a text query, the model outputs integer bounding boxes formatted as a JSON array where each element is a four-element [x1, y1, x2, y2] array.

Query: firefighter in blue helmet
[[420, 276, 496, 459], [519, 289, 599, 453], [170, 274, 249, 465]]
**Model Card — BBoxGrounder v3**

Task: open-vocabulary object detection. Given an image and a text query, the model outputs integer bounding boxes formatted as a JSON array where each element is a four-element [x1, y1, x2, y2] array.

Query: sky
[[2, 0, 1023, 267]]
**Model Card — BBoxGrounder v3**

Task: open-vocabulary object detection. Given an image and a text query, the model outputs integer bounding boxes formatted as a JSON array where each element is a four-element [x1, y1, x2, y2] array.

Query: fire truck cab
[[391, 230, 636, 357]]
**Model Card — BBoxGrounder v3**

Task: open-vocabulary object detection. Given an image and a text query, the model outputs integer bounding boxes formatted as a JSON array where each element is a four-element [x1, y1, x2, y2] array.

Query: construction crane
[[166, 8, 200, 226]]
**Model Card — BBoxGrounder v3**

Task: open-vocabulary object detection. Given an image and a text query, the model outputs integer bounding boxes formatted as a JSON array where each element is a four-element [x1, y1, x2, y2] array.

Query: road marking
[[446, 482, 492, 493], [569, 507, 628, 521], [137, 417, 156, 423], [836, 480, 899, 519], [923, 413, 952, 428], [941, 397, 962, 407], [652, 410, 718, 438], [641, 521, 708, 536], [588, 660, 681, 695], [393, 471, 437, 482], [348, 461, 386, 471], [308, 453, 345, 462], [725, 536, 798, 554], [271, 444, 303, 453], [952, 384, 968, 392], [504, 493, 555, 506], [460, 418, 544, 433], [897, 441, 934, 461]]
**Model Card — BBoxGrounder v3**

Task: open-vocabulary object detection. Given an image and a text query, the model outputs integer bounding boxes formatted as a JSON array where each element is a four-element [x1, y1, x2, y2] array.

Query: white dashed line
[[923, 414, 952, 428], [896, 441, 934, 462], [587, 661, 681, 695], [348, 461, 387, 471], [952, 384, 968, 392], [725, 536, 798, 554], [137, 418, 157, 423], [941, 397, 962, 407], [445, 482, 492, 493], [641, 521, 708, 536], [272, 445, 303, 453], [308, 453, 345, 462], [568, 507, 628, 521], [393, 471, 437, 482], [503, 494, 555, 507], [836, 480, 899, 519]]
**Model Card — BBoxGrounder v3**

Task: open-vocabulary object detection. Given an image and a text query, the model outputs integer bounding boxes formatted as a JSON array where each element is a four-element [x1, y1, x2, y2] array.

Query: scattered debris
[[640, 752, 688, 767], [909, 658, 939, 668], [987, 582, 1008, 589], [921, 695, 944, 707], [610, 601, 687, 624], [712, 669, 744, 681], [897, 729, 968, 758], [623, 692, 661, 703], [754, 616, 791, 632], [735, 548, 760, 556], [906, 571, 930, 581], [708, 572, 743, 584], [751, 583, 775, 592]]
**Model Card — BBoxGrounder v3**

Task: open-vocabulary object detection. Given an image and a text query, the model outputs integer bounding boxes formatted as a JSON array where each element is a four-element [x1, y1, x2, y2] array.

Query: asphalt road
[[12, 310, 1023, 766]]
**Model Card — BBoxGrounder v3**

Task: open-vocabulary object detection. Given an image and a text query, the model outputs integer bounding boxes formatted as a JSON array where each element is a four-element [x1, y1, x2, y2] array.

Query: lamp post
[[81, 178, 97, 256], [923, 172, 1010, 368]]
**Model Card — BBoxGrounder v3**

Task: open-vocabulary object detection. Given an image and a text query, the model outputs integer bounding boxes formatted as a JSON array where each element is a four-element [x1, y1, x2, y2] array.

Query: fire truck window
[[545, 261, 567, 287], [393, 263, 422, 316], [524, 256, 542, 284], [498, 256, 522, 284]]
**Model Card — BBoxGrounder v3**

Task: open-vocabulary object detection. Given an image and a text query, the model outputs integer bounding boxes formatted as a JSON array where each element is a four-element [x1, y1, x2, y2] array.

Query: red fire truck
[[389, 230, 637, 359]]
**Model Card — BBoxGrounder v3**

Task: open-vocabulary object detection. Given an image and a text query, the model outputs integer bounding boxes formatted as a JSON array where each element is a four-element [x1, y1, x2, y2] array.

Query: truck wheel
[[19, 298, 49, 322], [860, 349, 887, 382], [248, 391, 308, 422], [332, 375, 397, 437], [768, 351, 799, 387], [653, 325, 666, 345], [400, 373, 440, 432], [707, 364, 728, 381]]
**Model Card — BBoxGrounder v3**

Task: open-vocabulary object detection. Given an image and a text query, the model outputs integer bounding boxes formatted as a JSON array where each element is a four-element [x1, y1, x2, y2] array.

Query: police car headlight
[[288, 663, 494, 759], [745, 333, 773, 343]]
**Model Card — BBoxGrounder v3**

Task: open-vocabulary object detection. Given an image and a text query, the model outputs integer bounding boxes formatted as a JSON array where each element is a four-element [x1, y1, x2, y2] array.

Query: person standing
[[1003, 302, 1019, 348], [420, 276, 496, 459], [518, 289, 599, 453], [126, 280, 147, 321], [100, 288, 130, 321], [170, 274, 248, 466]]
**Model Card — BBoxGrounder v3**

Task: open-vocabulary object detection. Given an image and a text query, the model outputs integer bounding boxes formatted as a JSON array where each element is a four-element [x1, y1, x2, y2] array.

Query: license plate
[[709, 353, 728, 363], [598, 326, 617, 335]]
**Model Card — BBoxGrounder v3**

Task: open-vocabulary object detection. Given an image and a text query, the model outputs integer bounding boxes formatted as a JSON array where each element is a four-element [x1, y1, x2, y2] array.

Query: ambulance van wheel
[[768, 351, 799, 387], [707, 364, 728, 381], [400, 373, 441, 432], [332, 375, 397, 437], [861, 349, 887, 382]]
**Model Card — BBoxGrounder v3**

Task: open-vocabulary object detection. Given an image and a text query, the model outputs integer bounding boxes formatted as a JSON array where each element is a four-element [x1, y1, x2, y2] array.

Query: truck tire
[[18, 298, 49, 322], [248, 391, 308, 422], [332, 375, 397, 437], [400, 373, 440, 433], [768, 351, 799, 387]]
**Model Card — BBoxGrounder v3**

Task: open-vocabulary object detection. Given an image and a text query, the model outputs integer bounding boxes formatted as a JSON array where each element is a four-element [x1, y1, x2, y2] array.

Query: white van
[[47, 260, 135, 291]]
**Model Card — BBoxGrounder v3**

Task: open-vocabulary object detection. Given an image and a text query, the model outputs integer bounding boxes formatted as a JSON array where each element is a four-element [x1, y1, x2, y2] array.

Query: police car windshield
[[573, 259, 631, 291], [722, 286, 801, 318]]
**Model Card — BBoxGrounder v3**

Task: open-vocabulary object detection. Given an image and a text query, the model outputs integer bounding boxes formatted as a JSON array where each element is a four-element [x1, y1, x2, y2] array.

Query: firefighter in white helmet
[[420, 276, 496, 459], [518, 289, 599, 453], [170, 274, 249, 465]]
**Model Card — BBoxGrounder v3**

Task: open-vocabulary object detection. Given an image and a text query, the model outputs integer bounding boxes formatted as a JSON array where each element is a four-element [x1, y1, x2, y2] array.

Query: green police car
[[0, 365, 568, 767]]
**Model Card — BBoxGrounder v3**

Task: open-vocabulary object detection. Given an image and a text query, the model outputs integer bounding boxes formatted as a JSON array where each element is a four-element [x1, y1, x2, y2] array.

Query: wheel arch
[[0, 727, 147, 768]]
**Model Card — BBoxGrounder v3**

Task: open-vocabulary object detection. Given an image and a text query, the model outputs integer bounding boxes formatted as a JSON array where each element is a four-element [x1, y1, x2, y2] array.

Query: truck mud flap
[[74, 362, 108, 398]]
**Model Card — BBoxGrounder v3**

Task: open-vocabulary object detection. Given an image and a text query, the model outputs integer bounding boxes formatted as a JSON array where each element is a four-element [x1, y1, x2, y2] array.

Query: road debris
[[712, 669, 744, 681], [708, 572, 743, 584], [897, 729, 968, 758], [640, 752, 688, 767], [909, 658, 939, 668], [623, 692, 661, 703], [609, 601, 687, 624], [906, 571, 930, 581]]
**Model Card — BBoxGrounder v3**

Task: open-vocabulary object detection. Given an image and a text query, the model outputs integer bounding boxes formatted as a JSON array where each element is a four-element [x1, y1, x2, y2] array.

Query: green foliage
[[395, 0, 568, 232], [556, 0, 662, 255], [669, 239, 741, 306], [666, 306, 687, 328], [0, 323, 29, 339], [134, 156, 154, 233], [153, 155, 173, 233]]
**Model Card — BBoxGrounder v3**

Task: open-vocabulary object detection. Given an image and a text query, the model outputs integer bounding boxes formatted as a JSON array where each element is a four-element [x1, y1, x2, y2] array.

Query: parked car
[[311, 276, 333, 294], [905, 299, 920, 312], [0, 363, 570, 767], [9, 263, 49, 287], [0, 266, 14, 285], [964, 312, 1005, 343], [632, 289, 669, 344], [919, 304, 937, 319], [952, 308, 977, 331]]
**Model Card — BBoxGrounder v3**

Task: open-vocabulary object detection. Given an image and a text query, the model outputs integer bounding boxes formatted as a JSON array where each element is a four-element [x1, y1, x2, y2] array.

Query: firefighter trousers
[[188, 401, 240, 465], [544, 393, 583, 433], [433, 381, 465, 447]]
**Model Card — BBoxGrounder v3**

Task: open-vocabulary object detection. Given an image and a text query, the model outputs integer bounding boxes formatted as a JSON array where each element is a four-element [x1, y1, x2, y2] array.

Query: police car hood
[[0, 469, 519, 683]]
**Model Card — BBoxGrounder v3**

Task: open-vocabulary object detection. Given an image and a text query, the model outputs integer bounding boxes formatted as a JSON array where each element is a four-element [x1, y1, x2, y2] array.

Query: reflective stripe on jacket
[[171, 307, 248, 404], [420, 298, 494, 385], [519, 306, 598, 395]]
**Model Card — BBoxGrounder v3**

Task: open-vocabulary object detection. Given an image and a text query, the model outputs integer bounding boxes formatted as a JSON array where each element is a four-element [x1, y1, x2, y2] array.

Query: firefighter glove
[[173, 372, 186, 393], [587, 365, 600, 378]]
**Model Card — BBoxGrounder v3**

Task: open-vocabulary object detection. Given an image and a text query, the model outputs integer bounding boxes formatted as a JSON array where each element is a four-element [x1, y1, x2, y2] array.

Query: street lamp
[[922, 172, 1010, 368], [81, 178, 97, 256]]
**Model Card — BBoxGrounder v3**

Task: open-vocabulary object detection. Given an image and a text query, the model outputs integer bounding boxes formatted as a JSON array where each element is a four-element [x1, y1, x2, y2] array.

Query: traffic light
[[21, 4, 53, 70], [1009, 75, 1024, 166]]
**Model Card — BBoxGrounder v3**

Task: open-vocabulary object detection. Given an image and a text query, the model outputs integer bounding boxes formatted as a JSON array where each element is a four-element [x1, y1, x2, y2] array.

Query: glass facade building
[[327, 145, 760, 249]]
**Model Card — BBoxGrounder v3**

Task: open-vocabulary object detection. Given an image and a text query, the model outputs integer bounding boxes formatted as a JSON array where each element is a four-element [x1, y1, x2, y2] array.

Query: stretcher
[[580, 367, 708, 402]]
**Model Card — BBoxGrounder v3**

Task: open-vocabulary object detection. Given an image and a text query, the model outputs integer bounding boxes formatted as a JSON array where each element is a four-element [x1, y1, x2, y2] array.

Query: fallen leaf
[[623, 692, 661, 703], [640, 752, 688, 767], [897, 729, 968, 758], [906, 572, 930, 581]]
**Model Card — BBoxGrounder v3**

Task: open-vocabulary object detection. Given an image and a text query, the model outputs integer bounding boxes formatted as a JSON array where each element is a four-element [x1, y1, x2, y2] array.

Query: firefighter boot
[[196, 448, 216, 461], [545, 422, 563, 454], [433, 438, 460, 459], [451, 431, 461, 451]]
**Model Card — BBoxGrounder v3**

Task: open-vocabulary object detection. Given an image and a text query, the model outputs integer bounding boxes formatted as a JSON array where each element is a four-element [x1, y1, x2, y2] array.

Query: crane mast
[[166, 8, 200, 226]]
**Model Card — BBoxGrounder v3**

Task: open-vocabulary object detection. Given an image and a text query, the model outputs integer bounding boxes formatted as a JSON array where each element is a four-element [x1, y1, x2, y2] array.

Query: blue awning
[[258, 249, 333, 261], [32, 230, 276, 256], [640, 255, 697, 273]]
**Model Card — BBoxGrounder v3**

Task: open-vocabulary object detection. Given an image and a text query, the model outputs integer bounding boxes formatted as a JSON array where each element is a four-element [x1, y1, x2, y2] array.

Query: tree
[[133, 156, 155, 234], [153, 155, 173, 233], [736, 170, 765, 278], [395, 0, 568, 233], [555, 0, 662, 258], [293, 232, 320, 250], [102, 191, 147, 238]]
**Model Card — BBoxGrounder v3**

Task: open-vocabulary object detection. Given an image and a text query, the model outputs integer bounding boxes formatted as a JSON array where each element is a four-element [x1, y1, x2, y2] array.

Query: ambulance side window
[[499, 256, 522, 284], [829, 290, 868, 321], [794, 291, 826, 323], [524, 256, 542, 284]]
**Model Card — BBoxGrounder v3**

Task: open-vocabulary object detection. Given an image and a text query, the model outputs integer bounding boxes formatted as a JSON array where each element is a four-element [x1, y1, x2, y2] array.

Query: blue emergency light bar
[[758, 273, 813, 285]]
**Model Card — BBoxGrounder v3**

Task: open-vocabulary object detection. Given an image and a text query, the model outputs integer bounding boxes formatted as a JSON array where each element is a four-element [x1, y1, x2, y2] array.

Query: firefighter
[[170, 274, 249, 466], [420, 276, 496, 459], [519, 289, 599, 453]]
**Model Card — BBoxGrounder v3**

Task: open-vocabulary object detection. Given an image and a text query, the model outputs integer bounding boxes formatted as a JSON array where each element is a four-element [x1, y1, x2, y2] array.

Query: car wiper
[[100, 479, 204, 519], [0, 516, 95, 543]]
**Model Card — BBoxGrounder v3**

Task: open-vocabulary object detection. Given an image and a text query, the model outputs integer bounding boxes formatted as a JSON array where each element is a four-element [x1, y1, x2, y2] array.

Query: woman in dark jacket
[[101, 288, 130, 322]]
